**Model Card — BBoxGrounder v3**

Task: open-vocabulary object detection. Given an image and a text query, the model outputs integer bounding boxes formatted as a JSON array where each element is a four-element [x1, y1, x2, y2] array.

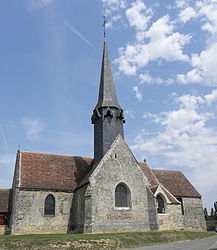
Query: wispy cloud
[[0, 154, 15, 166], [0, 154, 15, 188], [22, 118, 45, 140], [64, 20, 96, 51], [27, 0, 55, 9], [133, 86, 142, 102], [0, 125, 9, 153], [131, 89, 217, 207], [101, 0, 127, 27]]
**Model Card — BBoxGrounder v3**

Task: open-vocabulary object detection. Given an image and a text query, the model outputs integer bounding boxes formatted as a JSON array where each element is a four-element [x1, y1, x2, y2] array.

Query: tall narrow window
[[115, 183, 131, 207], [177, 198, 184, 215], [44, 194, 55, 215], [156, 195, 165, 213]]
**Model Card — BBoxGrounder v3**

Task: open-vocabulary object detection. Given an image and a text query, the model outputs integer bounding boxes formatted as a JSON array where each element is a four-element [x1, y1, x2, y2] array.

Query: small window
[[156, 195, 165, 214], [115, 183, 131, 207], [44, 194, 55, 216], [177, 198, 184, 215]]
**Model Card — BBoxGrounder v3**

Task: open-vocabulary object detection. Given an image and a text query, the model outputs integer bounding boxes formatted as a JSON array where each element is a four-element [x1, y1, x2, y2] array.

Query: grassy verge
[[0, 231, 215, 250]]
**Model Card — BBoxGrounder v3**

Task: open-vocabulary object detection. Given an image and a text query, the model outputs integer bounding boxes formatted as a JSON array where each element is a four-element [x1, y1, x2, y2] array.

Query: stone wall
[[84, 136, 157, 233], [157, 204, 184, 230], [70, 184, 92, 233], [10, 190, 73, 234], [182, 197, 206, 229], [0, 225, 5, 235]]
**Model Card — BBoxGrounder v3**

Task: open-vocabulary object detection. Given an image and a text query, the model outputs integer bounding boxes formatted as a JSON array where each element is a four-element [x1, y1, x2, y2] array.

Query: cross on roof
[[102, 16, 107, 38]]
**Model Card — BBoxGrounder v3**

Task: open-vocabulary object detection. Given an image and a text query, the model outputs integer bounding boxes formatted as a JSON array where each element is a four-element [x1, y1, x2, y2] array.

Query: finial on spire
[[102, 16, 107, 38]]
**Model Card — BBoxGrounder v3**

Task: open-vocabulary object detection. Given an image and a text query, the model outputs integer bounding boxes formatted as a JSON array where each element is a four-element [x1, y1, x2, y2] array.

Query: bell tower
[[92, 40, 125, 164]]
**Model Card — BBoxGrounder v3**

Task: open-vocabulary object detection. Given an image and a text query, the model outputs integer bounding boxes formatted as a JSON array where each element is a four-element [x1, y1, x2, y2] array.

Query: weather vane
[[102, 16, 107, 38]]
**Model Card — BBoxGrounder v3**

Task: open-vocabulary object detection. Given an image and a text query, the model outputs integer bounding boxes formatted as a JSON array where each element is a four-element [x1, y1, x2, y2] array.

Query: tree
[[211, 208, 215, 219], [214, 202, 217, 220], [204, 208, 208, 220]]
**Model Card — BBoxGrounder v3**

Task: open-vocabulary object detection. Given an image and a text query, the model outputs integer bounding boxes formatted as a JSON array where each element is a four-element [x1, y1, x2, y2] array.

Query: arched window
[[44, 194, 55, 215], [115, 183, 131, 207], [156, 195, 165, 214]]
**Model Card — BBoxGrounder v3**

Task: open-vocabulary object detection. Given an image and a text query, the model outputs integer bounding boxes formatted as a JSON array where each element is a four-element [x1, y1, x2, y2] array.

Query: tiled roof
[[138, 162, 159, 187], [150, 185, 179, 204], [160, 186, 180, 204], [151, 169, 201, 198], [19, 152, 93, 191], [16, 151, 201, 198], [0, 189, 11, 213]]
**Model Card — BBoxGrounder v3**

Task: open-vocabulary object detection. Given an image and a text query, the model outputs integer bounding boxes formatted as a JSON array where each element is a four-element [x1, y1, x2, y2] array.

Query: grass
[[0, 230, 215, 249]]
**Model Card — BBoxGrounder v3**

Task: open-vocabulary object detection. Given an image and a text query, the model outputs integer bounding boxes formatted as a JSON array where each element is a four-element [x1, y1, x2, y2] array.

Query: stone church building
[[0, 40, 206, 235]]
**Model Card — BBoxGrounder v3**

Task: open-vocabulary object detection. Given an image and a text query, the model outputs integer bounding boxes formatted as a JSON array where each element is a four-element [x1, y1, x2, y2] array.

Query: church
[[0, 39, 206, 235]]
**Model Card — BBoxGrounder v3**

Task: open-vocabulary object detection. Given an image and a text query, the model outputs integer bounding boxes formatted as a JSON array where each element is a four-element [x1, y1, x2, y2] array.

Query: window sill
[[44, 215, 55, 217], [115, 207, 131, 210]]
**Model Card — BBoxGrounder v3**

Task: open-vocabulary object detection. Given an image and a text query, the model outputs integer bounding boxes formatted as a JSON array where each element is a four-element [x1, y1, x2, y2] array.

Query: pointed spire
[[95, 40, 122, 110]]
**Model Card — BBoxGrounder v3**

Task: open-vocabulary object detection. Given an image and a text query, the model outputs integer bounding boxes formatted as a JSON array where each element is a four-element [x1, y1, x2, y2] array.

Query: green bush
[[207, 225, 216, 231]]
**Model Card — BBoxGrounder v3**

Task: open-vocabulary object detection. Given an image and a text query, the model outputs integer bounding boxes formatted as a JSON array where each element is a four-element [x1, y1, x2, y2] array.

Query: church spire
[[95, 40, 121, 110], [92, 39, 125, 164]]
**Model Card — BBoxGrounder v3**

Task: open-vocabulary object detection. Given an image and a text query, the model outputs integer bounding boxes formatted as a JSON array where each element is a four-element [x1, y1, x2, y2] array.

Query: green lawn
[[0, 231, 215, 249]]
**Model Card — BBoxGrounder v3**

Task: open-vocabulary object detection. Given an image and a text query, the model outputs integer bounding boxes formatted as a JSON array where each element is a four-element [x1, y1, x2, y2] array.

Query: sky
[[0, 0, 217, 212]]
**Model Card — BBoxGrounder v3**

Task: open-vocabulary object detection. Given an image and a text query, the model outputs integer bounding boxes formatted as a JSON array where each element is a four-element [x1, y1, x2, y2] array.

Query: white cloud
[[204, 89, 217, 105], [101, 0, 127, 27], [178, 7, 197, 23], [126, 0, 152, 32], [125, 110, 136, 119], [0, 155, 15, 166], [131, 90, 217, 207], [22, 118, 45, 140], [102, 0, 126, 12], [0, 126, 9, 153], [0, 154, 15, 188], [175, 1, 217, 86], [139, 72, 174, 85], [133, 86, 142, 102], [110, 1, 217, 86], [197, 0, 217, 36], [115, 15, 191, 76], [175, 0, 189, 9], [177, 43, 217, 86], [28, 0, 55, 9]]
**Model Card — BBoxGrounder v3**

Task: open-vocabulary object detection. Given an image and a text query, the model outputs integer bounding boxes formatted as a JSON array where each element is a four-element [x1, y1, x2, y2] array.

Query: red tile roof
[[160, 186, 180, 204], [19, 152, 93, 191], [17, 151, 201, 198], [0, 189, 11, 213], [138, 162, 159, 187], [151, 169, 201, 198]]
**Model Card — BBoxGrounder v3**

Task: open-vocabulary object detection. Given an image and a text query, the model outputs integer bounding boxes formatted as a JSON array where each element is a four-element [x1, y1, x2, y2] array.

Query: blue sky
[[1, 0, 217, 211]]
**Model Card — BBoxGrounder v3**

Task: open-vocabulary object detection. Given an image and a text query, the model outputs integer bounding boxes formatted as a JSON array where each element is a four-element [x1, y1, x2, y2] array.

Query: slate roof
[[95, 40, 122, 110], [0, 189, 11, 213], [14, 151, 201, 198], [19, 152, 93, 191], [152, 169, 201, 198]]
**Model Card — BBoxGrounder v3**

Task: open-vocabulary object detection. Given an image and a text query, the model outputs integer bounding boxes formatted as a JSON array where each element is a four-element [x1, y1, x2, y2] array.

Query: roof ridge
[[20, 151, 93, 159], [151, 168, 181, 173]]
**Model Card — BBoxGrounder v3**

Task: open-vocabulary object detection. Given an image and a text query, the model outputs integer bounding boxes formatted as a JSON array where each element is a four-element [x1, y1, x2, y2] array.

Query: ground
[[125, 235, 217, 250], [0, 231, 215, 249]]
